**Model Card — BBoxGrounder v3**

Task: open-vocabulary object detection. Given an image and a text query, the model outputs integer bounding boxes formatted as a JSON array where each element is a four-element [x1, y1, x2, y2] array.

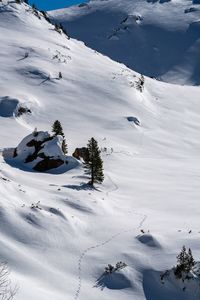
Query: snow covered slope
[[0, 1, 200, 300], [49, 0, 200, 85]]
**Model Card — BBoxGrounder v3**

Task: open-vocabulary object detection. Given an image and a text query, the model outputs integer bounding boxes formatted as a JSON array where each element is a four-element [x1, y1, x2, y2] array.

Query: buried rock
[[136, 233, 161, 248], [127, 116, 140, 126], [95, 263, 132, 291]]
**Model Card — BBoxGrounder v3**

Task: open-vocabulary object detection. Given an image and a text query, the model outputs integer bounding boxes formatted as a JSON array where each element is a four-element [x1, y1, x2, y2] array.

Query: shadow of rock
[[136, 233, 161, 248], [0, 97, 19, 117]]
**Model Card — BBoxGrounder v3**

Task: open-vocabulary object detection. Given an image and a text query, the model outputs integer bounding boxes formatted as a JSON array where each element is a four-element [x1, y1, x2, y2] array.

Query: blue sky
[[29, 0, 88, 11]]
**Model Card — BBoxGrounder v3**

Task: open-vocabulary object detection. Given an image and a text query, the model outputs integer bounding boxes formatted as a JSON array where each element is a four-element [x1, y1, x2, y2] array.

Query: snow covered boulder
[[14, 131, 67, 172], [95, 263, 132, 291]]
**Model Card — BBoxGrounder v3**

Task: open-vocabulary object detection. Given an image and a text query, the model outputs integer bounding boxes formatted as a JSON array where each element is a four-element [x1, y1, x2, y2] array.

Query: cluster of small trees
[[136, 74, 145, 92], [174, 246, 195, 278], [105, 262, 127, 274], [54, 23, 69, 36], [161, 245, 197, 286], [15, 0, 28, 3], [14, 0, 69, 38], [52, 120, 104, 186], [15, 0, 31, 5]]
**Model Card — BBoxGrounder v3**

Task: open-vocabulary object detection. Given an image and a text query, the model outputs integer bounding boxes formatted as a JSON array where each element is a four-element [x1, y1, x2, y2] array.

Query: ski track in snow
[[106, 174, 119, 196], [74, 174, 147, 300]]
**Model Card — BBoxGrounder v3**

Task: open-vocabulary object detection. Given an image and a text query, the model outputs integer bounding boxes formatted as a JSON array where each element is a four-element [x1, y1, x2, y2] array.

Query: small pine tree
[[33, 127, 38, 137], [136, 74, 145, 92], [59, 23, 69, 37], [52, 120, 63, 136], [32, 3, 36, 9], [59, 71, 62, 79], [52, 120, 67, 154], [84, 137, 104, 186], [55, 23, 62, 34], [177, 245, 188, 267], [41, 10, 50, 23]]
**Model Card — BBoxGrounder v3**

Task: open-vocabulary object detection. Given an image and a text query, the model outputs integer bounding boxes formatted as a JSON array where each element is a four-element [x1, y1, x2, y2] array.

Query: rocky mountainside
[[49, 0, 200, 85]]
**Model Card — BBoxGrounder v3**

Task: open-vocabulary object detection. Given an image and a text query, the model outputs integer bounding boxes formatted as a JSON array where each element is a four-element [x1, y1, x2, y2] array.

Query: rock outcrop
[[14, 130, 67, 171], [73, 147, 89, 162]]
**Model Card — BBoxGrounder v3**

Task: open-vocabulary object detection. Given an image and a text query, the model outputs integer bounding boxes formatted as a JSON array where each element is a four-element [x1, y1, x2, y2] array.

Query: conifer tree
[[84, 137, 104, 186], [59, 71, 62, 79], [52, 120, 67, 154]]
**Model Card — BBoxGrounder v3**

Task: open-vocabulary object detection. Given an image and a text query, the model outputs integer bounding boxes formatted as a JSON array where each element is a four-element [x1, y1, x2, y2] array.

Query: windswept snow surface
[[0, 1, 200, 300], [49, 0, 200, 85]]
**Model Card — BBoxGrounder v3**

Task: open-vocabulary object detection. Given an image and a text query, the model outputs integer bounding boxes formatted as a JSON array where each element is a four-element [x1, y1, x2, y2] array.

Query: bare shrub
[[0, 263, 18, 300]]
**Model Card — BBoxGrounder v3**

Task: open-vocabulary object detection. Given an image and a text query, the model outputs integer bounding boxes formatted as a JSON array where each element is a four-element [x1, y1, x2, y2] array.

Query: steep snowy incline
[[49, 0, 200, 85], [0, 2, 200, 300]]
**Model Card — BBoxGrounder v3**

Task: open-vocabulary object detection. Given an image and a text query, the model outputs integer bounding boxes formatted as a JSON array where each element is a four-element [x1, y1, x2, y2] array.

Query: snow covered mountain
[[49, 0, 200, 85], [0, 1, 200, 300]]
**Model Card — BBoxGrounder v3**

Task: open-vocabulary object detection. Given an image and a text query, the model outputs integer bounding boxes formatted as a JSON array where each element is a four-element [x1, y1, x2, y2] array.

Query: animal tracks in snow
[[74, 175, 147, 299], [74, 212, 147, 299]]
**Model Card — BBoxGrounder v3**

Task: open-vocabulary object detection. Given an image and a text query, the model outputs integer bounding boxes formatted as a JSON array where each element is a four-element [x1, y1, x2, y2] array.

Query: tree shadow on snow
[[63, 182, 99, 191]]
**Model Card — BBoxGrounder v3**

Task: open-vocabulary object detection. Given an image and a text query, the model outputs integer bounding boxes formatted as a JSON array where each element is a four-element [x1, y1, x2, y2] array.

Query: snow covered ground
[[0, 1, 200, 300], [49, 0, 200, 85]]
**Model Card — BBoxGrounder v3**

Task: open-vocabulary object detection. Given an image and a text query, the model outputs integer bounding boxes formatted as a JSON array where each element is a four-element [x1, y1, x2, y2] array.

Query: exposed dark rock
[[13, 147, 17, 158], [25, 136, 54, 163], [73, 147, 89, 162], [34, 158, 64, 172], [16, 106, 31, 117]]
